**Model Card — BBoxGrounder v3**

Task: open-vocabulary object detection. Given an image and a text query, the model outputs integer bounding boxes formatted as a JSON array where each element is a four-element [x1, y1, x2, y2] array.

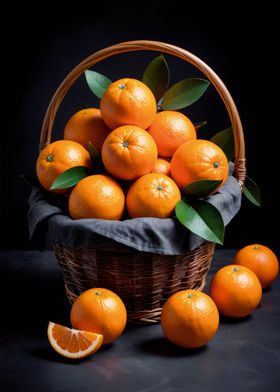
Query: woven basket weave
[[40, 40, 246, 323]]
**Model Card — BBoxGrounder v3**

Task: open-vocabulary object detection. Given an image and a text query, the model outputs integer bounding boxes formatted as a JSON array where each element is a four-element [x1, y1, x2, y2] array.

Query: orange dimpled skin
[[151, 158, 171, 176], [100, 78, 157, 130], [161, 290, 219, 349], [126, 173, 181, 218], [70, 288, 127, 345], [210, 265, 262, 318], [36, 140, 91, 192], [69, 175, 125, 220], [170, 139, 229, 189], [101, 125, 158, 180], [234, 244, 279, 288], [64, 108, 111, 152], [148, 111, 197, 157]]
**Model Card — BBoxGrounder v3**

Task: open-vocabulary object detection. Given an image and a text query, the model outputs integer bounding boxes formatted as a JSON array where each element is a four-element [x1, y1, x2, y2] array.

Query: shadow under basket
[[53, 241, 216, 323]]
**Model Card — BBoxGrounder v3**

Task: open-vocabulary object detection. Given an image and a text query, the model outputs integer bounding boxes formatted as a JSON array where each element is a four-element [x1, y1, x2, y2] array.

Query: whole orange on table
[[36, 140, 91, 192], [126, 173, 181, 218], [69, 175, 125, 220], [170, 139, 229, 190], [234, 244, 279, 289], [70, 288, 127, 344], [210, 265, 262, 318], [64, 108, 111, 152], [148, 110, 197, 157], [161, 290, 219, 348], [101, 125, 158, 180], [100, 78, 157, 130]]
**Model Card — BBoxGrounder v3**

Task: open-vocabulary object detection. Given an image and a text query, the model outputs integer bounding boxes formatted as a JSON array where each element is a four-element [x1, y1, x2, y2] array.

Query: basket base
[[126, 277, 207, 324], [53, 241, 215, 324]]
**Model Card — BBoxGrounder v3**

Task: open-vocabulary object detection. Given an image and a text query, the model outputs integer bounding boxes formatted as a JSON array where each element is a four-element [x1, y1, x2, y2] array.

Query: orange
[[210, 265, 262, 318], [126, 173, 181, 219], [64, 108, 111, 153], [36, 140, 91, 192], [69, 175, 125, 220], [101, 125, 158, 180], [47, 322, 103, 359], [234, 244, 279, 288], [170, 139, 229, 190], [148, 111, 197, 157], [161, 290, 219, 349], [151, 158, 171, 176], [70, 288, 127, 345], [100, 78, 157, 130]]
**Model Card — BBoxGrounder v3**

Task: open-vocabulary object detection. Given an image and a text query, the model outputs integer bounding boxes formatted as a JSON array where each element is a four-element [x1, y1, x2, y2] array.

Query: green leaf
[[85, 70, 112, 99], [210, 127, 234, 161], [194, 120, 208, 131], [182, 179, 222, 198], [50, 166, 92, 190], [88, 141, 99, 163], [142, 55, 169, 102], [160, 78, 210, 110], [243, 176, 262, 207], [175, 199, 224, 245]]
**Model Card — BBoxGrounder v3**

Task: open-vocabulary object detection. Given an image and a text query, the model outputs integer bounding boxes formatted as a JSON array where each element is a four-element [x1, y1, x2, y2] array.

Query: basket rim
[[28, 168, 241, 255]]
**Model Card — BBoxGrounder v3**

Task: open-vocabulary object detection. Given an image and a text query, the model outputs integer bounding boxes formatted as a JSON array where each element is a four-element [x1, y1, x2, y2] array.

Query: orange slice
[[47, 321, 103, 359]]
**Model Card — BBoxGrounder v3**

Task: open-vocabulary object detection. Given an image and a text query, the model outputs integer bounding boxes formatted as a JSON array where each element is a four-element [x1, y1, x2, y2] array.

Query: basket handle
[[40, 40, 246, 188]]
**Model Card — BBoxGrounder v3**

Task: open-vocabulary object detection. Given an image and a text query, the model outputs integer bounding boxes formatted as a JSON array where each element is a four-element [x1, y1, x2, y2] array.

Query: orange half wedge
[[47, 321, 103, 359]]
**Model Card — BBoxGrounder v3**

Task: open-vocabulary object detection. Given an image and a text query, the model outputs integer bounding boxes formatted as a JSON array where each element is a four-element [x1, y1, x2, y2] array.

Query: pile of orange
[[36, 77, 229, 221]]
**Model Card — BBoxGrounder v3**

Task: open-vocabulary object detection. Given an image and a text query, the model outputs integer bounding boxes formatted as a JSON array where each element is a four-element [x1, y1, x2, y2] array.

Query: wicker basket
[[39, 40, 246, 323]]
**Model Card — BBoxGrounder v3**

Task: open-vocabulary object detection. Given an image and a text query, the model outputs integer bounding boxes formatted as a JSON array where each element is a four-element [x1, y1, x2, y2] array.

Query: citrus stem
[[47, 154, 54, 162]]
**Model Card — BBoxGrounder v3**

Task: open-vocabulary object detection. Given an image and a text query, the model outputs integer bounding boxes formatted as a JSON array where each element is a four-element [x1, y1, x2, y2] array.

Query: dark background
[[1, 4, 279, 250]]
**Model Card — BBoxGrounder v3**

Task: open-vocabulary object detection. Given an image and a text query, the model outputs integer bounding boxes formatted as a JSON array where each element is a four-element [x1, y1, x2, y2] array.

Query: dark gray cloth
[[27, 164, 242, 255]]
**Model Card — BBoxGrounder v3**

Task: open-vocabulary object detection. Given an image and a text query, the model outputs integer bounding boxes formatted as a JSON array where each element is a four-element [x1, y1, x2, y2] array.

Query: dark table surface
[[0, 249, 279, 392]]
